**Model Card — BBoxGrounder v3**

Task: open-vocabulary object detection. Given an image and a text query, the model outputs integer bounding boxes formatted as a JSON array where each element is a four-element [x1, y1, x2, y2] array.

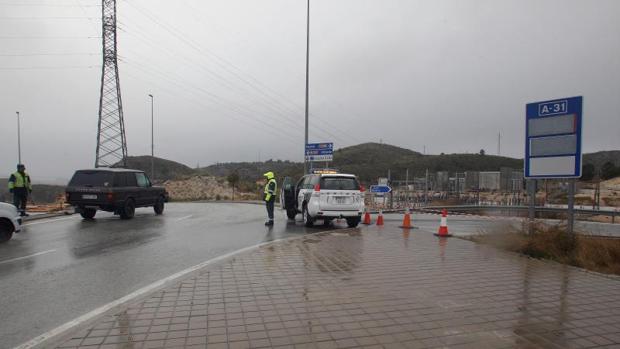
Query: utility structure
[[95, 0, 127, 168]]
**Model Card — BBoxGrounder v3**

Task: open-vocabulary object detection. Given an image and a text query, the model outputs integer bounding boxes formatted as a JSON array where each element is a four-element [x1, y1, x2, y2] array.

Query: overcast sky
[[1, 0, 619, 183]]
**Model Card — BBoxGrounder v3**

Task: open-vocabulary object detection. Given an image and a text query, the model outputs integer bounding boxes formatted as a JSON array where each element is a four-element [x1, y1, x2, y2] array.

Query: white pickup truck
[[0, 202, 22, 243]]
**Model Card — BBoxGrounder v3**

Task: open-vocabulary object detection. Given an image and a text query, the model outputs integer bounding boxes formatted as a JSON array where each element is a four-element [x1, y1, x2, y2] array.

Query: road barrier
[[376, 210, 384, 226], [434, 209, 452, 237], [362, 210, 372, 225], [399, 209, 414, 229]]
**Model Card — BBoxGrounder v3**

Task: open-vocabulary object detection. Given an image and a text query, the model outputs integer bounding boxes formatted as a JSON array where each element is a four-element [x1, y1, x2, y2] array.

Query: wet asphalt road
[[0, 202, 330, 349], [1, 203, 619, 348]]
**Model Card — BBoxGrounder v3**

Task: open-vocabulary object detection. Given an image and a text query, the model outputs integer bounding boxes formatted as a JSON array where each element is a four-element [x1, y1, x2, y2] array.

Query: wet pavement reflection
[[57, 220, 620, 349]]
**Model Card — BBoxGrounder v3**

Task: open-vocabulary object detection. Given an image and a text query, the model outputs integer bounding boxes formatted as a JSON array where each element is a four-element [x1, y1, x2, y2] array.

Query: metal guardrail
[[419, 205, 619, 223]]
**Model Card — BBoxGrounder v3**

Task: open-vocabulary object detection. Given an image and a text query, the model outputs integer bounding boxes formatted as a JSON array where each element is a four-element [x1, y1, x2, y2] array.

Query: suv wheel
[[286, 208, 297, 220], [0, 220, 14, 243], [154, 196, 165, 215], [346, 217, 360, 228], [303, 205, 314, 227], [80, 208, 97, 220], [120, 199, 136, 220]]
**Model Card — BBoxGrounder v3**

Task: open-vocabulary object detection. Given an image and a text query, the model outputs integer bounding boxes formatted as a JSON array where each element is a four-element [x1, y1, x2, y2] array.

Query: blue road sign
[[370, 185, 392, 193], [525, 96, 583, 179], [305, 142, 333, 161]]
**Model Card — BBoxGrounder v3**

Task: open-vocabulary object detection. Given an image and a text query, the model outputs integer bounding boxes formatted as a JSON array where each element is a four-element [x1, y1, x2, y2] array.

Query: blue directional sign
[[305, 142, 333, 162], [369, 185, 392, 193], [525, 96, 583, 179]]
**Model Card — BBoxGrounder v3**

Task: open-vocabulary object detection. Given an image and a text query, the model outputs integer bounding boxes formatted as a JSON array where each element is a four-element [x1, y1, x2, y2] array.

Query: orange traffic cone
[[399, 209, 413, 229], [434, 209, 452, 237], [362, 210, 372, 225], [376, 210, 384, 226]]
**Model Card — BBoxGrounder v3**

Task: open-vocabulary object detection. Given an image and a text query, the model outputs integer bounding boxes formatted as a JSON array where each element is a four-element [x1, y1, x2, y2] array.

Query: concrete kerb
[[13, 226, 352, 349], [22, 211, 73, 223]]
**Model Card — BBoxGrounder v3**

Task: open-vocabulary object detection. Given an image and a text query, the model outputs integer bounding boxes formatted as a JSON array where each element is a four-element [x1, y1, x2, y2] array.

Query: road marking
[[23, 216, 77, 226], [12, 238, 292, 349], [0, 249, 56, 265], [175, 215, 193, 222]]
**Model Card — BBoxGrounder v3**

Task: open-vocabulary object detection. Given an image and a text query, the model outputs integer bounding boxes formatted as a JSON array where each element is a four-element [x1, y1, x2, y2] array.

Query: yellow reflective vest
[[8, 171, 32, 191], [264, 178, 277, 202]]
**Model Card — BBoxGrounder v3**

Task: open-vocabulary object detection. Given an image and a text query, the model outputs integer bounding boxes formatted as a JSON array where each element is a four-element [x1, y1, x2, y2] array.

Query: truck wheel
[[0, 220, 14, 243], [80, 208, 96, 220], [286, 208, 297, 220], [346, 217, 360, 228], [120, 199, 135, 220], [303, 205, 314, 227], [154, 196, 165, 215]]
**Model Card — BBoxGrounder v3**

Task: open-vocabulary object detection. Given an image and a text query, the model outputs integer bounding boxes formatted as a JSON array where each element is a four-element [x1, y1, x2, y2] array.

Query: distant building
[[479, 172, 500, 191], [436, 171, 449, 191], [465, 171, 480, 191]]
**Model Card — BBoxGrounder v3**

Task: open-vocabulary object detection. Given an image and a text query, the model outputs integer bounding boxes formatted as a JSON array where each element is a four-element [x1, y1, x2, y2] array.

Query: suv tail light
[[106, 192, 114, 201], [359, 185, 366, 192], [314, 184, 321, 192]]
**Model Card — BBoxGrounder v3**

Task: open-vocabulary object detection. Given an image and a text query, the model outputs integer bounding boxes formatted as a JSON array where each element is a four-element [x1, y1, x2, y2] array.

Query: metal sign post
[[525, 96, 583, 234]]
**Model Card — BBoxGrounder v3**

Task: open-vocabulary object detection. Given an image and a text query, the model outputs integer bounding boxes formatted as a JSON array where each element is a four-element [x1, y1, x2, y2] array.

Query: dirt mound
[[164, 176, 257, 201]]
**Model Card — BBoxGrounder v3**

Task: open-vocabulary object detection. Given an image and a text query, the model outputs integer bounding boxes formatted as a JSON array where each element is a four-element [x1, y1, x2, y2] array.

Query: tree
[[227, 171, 240, 200], [479, 149, 486, 156], [601, 162, 619, 180]]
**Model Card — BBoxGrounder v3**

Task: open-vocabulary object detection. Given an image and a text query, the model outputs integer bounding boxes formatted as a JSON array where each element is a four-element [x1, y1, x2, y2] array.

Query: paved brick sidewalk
[[56, 225, 620, 349]]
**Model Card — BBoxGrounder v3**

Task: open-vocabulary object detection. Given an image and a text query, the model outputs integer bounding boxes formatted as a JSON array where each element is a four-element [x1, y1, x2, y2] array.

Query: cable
[[119, 57, 303, 145], [0, 36, 101, 39], [0, 52, 99, 56], [124, 1, 361, 147], [118, 2, 359, 147], [0, 65, 100, 70]]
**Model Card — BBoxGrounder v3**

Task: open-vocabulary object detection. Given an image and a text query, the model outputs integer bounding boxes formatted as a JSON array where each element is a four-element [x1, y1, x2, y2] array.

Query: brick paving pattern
[[57, 225, 620, 348]]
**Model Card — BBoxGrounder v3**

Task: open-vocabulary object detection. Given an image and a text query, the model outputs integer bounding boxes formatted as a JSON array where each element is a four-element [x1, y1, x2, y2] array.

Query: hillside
[[116, 156, 197, 182], [0, 179, 65, 204], [583, 151, 620, 169], [203, 143, 525, 183]]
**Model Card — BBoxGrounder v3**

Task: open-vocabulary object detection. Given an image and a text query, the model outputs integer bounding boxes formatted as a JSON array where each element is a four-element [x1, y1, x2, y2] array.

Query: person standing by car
[[8, 164, 32, 217], [263, 171, 277, 226]]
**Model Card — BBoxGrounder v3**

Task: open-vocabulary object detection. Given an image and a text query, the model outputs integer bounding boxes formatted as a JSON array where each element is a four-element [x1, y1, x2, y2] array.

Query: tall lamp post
[[148, 94, 154, 182], [303, 0, 310, 174], [16, 111, 21, 164]]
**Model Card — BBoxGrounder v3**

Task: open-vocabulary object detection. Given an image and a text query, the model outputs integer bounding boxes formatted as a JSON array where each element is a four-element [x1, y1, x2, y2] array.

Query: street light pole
[[148, 94, 154, 182], [16, 111, 21, 164], [303, 0, 310, 175]]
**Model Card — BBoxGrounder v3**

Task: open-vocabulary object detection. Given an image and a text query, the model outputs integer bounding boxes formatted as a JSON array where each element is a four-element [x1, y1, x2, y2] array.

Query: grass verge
[[466, 222, 620, 276]]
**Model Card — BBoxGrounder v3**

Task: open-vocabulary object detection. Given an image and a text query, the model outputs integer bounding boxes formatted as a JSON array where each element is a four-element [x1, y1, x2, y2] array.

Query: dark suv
[[66, 168, 167, 220]]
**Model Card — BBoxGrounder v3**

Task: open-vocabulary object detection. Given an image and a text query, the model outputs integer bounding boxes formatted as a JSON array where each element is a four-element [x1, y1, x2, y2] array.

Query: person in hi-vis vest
[[263, 172, 277, 226], [8, 164, 32, 217]]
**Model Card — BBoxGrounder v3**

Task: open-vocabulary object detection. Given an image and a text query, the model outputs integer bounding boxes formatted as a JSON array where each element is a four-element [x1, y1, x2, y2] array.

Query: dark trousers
[[265, 199, 275, 220], [13, 188, 28, 215]]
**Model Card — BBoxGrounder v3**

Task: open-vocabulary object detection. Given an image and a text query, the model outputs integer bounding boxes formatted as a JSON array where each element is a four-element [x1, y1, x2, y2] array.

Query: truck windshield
[[320, 177, 359, 190], [68, 171, 114, 187]]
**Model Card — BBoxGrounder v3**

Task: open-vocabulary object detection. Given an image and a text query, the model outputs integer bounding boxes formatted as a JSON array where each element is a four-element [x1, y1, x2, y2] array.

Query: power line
[[120, 1, 360, 147], [0, 65, 100, 70], [119, 57, 303, 145], [0, 52, 98, 56], [0, 35, 101, 39], [0, 2, 99, 6], [0, 16, 99, 20]]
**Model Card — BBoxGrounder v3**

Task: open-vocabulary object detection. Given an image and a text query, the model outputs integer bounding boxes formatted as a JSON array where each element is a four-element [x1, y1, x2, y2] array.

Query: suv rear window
[[69, 171, 114, 187], [320, 177, 359, 190]]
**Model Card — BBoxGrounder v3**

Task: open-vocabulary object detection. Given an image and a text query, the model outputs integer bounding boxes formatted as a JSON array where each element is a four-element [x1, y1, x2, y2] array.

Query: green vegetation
[[468, 222, 620, 275], [119, 145, 620, 187]]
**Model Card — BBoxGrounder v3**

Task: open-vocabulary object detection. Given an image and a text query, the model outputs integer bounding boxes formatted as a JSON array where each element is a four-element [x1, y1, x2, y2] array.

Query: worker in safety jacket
[[263, 171, 277, 226], [8, 164, 32, 217]]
